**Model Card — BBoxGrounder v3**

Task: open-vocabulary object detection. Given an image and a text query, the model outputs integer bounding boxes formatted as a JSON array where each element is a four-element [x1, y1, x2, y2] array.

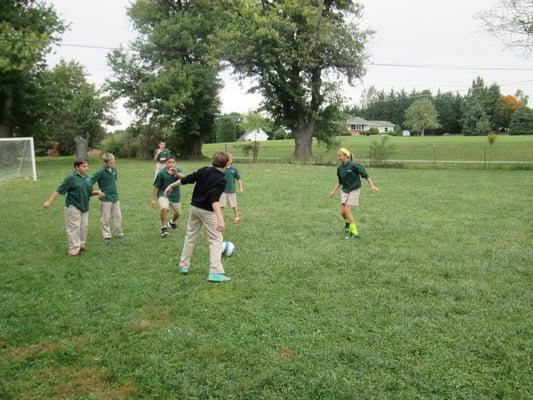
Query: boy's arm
[[43, 191, 60, 208], [164, 180, 181, 197], [212, 201, 225, 232], [329, 183, 341, 198], [151, 187, 158, 208], [366, 177, 379, 192], [238, 179, 243, 193]]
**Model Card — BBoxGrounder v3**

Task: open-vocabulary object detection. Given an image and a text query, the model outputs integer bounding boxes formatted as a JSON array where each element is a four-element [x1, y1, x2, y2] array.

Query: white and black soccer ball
[[222, 241, 235, 257]]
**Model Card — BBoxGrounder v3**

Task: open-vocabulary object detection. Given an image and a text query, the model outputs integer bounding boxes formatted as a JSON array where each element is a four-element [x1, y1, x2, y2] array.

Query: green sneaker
[[208, 273, 232, 282], [345, 232, 361, 240], [179, 267, 189, 275]]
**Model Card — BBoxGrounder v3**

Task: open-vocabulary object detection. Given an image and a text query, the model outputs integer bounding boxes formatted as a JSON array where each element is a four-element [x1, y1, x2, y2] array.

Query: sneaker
[[160, 226, 169, 237], [344, 222, 350, 233], [104, 237, 112, 243], [79, 246, 87, 252], [208, 273, 232, 282], [69, 252, 80, 257], [169, 221, 177, 230], [179, 267, 189, 274], [345, 232, 361, 240]]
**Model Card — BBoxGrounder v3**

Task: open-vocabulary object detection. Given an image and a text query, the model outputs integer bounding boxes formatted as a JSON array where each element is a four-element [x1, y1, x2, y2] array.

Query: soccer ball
[[222, 241, 235, 256]]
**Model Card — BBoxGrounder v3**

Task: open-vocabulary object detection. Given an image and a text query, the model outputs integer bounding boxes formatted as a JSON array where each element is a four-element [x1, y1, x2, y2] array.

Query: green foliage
[[487, 132, 498, 145], [2, 159, 532, 398], [107, 0, 222, 156], [509, 106, 533, 135], [462, 77, 502, 134], [362, 127, 380, 136], [368, 135, 396, 166], [237, 141, 260, 162], [215, 114, 243, 143], [404, 98, 441, 136], [219, 0, 371, 159]]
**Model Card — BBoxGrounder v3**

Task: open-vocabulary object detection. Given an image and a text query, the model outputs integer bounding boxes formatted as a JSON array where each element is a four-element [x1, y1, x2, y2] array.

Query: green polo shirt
[[154, 167, 183, 202], [157, 148, 171, 163], [56, 172, 93, 212], [223, 165, 241, 193], [337, 160, 369, 193], [91, 167, 119, 203]]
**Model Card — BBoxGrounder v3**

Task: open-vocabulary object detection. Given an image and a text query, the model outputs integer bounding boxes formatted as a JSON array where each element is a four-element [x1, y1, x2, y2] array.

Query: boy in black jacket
[[165, 151, 231, 282]]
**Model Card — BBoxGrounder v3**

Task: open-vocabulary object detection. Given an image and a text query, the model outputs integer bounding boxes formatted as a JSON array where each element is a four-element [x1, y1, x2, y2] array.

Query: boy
[[328, 147, 379, 239], [164, 151, 230, 282], [220, 153, 244, 225], [91, 153, 124, 242], [152, 156, 184, 237], [154, 141, 171, 178], [43, 160, 104, 256]]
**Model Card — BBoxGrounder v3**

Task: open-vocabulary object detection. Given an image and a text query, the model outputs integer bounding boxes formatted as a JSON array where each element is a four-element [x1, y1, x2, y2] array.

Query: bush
[[362, 127, 380, 136], [236, 141, 260, 162], [369, 135, 396, 166], [509, 107, 533, 135], [99, 132, 141, 158]]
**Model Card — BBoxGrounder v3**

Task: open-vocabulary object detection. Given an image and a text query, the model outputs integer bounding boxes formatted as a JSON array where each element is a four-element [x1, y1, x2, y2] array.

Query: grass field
[[204, 135, 533, 166], [1, 156, 532, 399]]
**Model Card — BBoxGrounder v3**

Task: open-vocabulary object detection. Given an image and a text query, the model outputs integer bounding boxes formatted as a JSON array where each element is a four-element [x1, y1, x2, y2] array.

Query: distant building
[[237, 128, 269, 142], [346, 116, 396, 135]]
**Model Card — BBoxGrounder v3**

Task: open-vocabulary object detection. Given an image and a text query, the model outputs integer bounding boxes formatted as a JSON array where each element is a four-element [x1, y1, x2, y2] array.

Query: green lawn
[[0, 157, 531, 399], [205, 135, 533, 165]]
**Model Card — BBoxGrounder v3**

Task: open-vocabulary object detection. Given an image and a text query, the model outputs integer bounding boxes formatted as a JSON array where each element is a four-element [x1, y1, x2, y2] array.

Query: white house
[[346, 116, 396, 135], [237, 128, 269, 142]]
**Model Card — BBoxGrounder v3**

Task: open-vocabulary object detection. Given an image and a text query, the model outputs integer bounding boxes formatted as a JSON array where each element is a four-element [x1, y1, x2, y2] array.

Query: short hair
[[102, 153, 115, 163], [212, 151, 229, 168], [74, 159, 88, 168], [166, 156, 176, 162]]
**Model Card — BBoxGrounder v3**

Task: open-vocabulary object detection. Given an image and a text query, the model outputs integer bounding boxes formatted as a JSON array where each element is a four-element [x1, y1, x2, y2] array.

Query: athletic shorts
[[341, 189, 360, 206], [219, 192, 237, 208], [158, 197, 181, 214]]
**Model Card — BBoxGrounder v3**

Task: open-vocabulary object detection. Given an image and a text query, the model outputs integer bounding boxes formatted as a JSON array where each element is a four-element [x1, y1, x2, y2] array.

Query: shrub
[[236, 141, 260, 162], [362, 127, 380, 136], [369, 135, 396, 166]]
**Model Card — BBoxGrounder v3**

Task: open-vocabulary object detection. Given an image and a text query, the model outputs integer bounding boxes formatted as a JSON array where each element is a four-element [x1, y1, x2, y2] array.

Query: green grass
[[204, 135, 533, 165], [1, 157, 532, 399]]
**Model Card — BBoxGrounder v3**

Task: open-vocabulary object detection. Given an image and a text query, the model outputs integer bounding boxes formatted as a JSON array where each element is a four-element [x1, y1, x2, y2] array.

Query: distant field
[[0, 157, 531, 399], [204, 135, 533, 165]]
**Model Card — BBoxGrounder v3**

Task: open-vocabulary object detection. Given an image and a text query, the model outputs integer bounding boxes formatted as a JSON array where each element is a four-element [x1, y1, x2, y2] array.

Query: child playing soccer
[[152, 156, 184, 237], [91, 153, 124, 242], [219, 153, 244, 225], [328, 147, 379, 239], [164, 151, 231, 282], [43, 160, 104, 256]]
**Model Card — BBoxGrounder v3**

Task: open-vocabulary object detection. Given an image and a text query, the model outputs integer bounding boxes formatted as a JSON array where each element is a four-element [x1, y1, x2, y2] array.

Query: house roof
[[346, 116, 369, 125], [368, 120, 396, 128], [346, 116, 395, 128]]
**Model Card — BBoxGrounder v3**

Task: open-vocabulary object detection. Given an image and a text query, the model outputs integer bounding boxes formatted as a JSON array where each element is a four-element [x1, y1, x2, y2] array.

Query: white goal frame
[[0, 137, 37, 181]]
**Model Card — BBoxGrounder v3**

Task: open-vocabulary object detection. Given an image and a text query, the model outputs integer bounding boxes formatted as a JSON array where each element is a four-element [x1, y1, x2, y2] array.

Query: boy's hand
[[217, 219, 225, 232], [43, 201, 51, 208], [328, 190, 336, 198], [150, 199, 156, 208], [164, 186, 172, 196], [94, 190, 105, 198], [370, 185, 379, 192]]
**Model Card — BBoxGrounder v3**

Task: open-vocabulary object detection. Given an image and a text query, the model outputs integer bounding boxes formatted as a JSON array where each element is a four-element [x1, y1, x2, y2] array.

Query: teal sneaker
[[179, 267, 189, 275], [208, 273, 232, 282]]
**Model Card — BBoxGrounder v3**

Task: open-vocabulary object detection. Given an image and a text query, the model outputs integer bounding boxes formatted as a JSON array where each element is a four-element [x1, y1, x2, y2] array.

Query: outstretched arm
[[367, 178, 379, 192], [164, 180, 181, 197], [329, 183, 341, 198], [43, 191, 60, 208]]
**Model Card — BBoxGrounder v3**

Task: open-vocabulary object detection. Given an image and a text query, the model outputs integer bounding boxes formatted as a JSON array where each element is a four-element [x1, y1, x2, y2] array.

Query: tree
[[509, 106, 533, 134], [220, 0, 371, 160], [108, 0, 222, 157], [215, 113, 244, 143], [404, 98, 440, 136], [434, 91, 463, 134], [477, 0, 533, 55], [0, 0, 64, 137], [462, 77, 502, 133]]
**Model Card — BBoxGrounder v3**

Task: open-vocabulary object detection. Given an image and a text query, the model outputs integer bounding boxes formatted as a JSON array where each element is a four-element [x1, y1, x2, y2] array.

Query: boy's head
[[226, 153, 234, 166], [102, 153, 115, 168], [74, 160, 89, 175], [159, 142, 166, 149], [337, 147, 352, 163], [165, 156, 176, 170], [212, 151, 230, 168]]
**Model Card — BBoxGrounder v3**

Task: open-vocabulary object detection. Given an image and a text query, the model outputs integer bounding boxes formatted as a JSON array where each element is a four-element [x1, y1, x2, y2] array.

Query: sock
[[349, 223, 358, 235]]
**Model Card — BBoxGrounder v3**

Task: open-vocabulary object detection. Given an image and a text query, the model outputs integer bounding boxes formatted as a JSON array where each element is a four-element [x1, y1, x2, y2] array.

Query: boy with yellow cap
[[328, 147, 379, 238]]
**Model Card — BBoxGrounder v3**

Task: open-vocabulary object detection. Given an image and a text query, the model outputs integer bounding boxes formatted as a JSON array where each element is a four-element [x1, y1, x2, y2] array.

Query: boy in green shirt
[[329, 147, 379, 239], [91, 153, 124, 242], [151, 156, 184, 237], [43, 160, 104, 256], [219, 154, 244, 225], [154, 141, 172, 178]]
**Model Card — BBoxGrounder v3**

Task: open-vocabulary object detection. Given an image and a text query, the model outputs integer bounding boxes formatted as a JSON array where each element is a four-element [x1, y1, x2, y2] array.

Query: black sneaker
[[169, 221, 177, 230], [160, 226, 169, 237]]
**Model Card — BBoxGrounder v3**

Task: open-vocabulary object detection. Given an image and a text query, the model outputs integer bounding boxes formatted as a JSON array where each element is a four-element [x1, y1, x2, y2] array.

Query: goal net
[[0, 137, 37, 181]]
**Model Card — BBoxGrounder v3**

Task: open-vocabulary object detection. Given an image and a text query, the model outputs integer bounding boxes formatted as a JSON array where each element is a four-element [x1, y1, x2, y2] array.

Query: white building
[[346, 116, 396, 135], [237, 128, 269, 142]]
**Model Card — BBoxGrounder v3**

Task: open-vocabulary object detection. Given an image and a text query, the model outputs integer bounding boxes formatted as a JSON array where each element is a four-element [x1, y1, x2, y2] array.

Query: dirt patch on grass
[[10, 339, 63, 361]]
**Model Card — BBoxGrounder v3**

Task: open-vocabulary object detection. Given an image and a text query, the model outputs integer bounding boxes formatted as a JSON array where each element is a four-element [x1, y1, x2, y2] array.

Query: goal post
[[0, 137, 38, 181]]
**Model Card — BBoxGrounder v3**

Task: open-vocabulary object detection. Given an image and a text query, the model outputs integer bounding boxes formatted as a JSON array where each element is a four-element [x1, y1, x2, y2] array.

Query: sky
[[46, 0, 533, 130]]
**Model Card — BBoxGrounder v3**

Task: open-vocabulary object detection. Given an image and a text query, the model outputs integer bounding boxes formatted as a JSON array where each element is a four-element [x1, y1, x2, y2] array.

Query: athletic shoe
[[179, 267, 189, 274], [160, 226, 169, 237], [344, 222, 350, 233], [208, 273, 232, 282], [69, 252, 80, 257], [169, 221, 177, 230], [79, 246, 86, 252], [345, 232, 361, 240]]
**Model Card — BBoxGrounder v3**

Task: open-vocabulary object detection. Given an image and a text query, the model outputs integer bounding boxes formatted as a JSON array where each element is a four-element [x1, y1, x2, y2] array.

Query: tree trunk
[[292, 118, 315, 160], [185, 135, 203, 157], [75, 136, 88, 160], [0, 85, 13, 138], [421, 128, 425, 137]]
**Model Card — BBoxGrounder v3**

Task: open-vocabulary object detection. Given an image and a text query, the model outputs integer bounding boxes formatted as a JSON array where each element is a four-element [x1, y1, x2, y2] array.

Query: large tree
[[477, 0, 533, 55], [404, 98, 440, 136], [108, 0, 222, 156], [220, 0, 370, 160], [0, 0, 64, 137]]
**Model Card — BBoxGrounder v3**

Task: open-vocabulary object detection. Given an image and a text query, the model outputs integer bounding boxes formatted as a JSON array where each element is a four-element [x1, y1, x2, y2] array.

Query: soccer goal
[[0, 137, 37, 181]]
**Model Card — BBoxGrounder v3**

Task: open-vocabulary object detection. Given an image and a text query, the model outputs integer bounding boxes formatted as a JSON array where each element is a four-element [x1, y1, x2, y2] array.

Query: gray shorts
[[341, 189, 360, 206], [219, 192, 237, 208], [158, 197, 181, 214]]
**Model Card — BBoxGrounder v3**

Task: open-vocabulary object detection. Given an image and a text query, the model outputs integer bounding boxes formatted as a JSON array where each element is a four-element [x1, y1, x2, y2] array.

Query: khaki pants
[[64, 205, 88, 255], [179, 206, 224, 274], [100, 201, 123, 239]]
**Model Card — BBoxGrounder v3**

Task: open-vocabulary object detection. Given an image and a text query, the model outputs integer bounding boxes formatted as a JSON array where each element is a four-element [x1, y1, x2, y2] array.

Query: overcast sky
[[47, 0, 533, 129]]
